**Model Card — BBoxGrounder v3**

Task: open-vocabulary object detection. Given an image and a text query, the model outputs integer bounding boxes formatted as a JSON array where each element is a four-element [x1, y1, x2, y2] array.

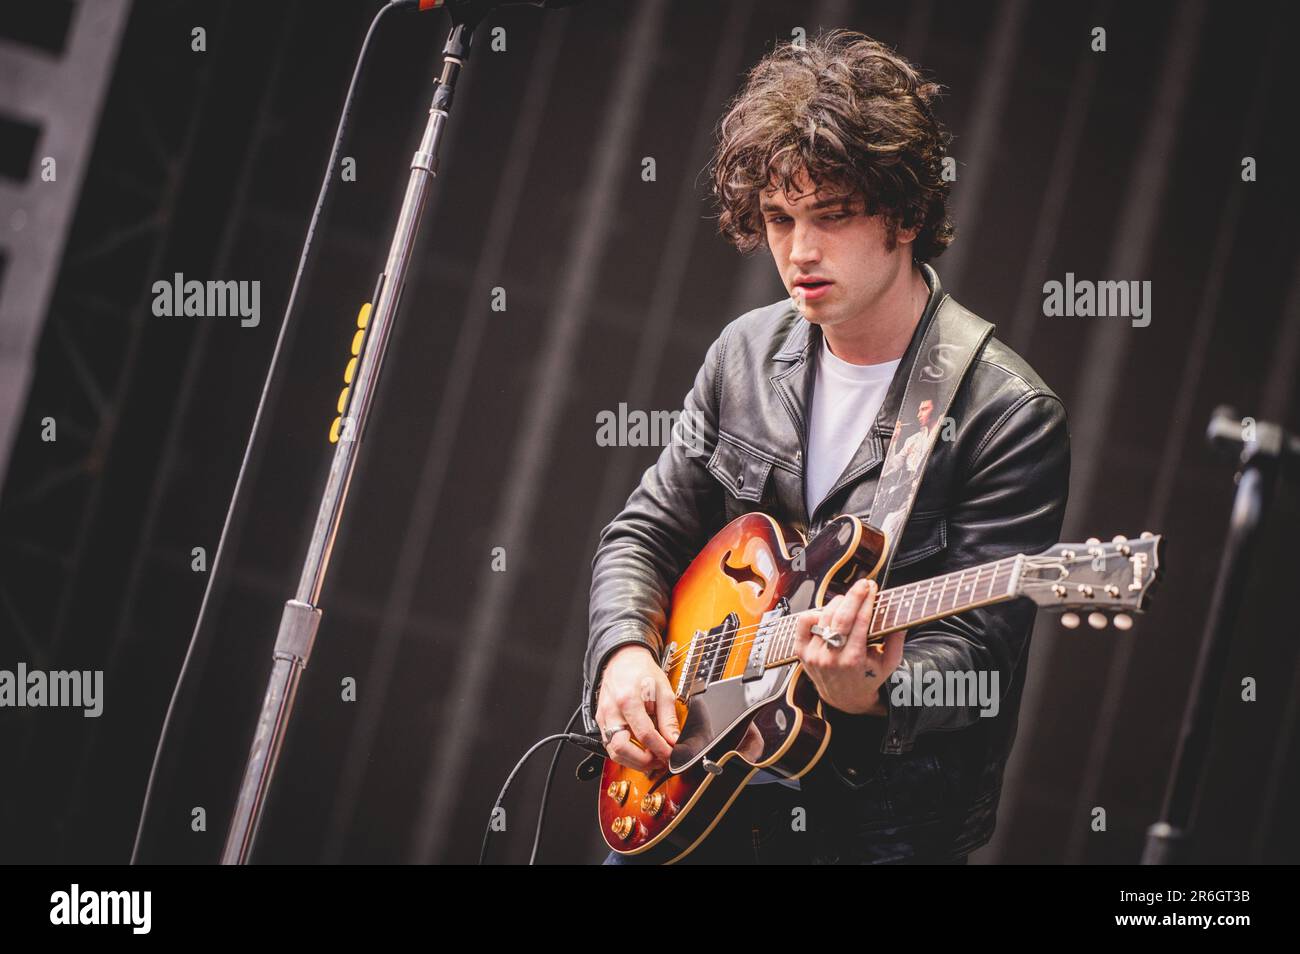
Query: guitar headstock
[[1015, 533, 1164, 630]]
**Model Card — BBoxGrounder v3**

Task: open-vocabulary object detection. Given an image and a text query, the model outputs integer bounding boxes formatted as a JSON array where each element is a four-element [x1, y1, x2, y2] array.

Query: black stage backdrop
[[0, 0, 1297, 864]]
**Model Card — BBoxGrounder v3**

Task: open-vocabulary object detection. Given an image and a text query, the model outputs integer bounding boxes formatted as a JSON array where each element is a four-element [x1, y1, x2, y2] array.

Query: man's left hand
[[793, 578, 905, 715]]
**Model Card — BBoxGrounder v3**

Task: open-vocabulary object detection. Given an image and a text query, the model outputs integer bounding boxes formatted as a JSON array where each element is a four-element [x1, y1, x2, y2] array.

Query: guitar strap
[[865, 271, 994, 589]]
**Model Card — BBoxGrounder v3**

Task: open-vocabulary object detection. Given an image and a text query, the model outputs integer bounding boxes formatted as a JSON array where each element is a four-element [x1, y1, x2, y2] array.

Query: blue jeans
[[601, 772, 971, 865]]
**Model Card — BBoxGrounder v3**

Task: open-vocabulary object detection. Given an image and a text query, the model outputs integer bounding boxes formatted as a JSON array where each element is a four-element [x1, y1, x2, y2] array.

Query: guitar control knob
[[1113, 613, 1134, 631], [1088, 612, 1108, 629], [610, 815, 637, 841], [606, 780, 630, 805], [1061, 612, 1081, 629], [640, 792, 665, 817]]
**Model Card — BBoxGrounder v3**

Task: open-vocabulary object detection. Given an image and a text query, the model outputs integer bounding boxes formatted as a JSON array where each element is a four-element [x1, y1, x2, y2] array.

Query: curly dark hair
[[709, 29, 954, 263]]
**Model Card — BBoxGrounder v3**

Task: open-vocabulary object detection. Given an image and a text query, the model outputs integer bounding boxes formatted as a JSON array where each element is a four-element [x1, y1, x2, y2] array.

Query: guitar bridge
[[743, 599, 789, 681], [675, 633, 702, 698]]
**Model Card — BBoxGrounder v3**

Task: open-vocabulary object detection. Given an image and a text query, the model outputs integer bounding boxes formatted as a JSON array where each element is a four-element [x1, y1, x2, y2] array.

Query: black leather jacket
[[582, 264, 1070, 859]]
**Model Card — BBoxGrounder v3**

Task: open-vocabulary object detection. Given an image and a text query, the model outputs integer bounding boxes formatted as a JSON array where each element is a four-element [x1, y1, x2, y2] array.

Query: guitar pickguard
[[669, 662, 797, 771]]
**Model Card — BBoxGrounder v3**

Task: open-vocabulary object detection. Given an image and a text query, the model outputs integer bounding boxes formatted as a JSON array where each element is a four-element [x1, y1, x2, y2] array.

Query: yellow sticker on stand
[[330, 302, 370, 444]]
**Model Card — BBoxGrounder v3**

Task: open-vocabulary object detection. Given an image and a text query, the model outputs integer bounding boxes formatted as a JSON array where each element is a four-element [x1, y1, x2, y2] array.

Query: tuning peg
[[1113, 613, 1133, 631], [1111, 534, 1128, 544], [1088, 612, 1108, 629], [1061, 612, 1080, 629], [1086, 537, 1100, 545], [1140, 531, 1154, 539]]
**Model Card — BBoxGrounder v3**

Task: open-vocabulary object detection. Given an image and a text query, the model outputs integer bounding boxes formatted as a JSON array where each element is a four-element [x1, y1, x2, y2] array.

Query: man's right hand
[[595, 644, 681, 773]]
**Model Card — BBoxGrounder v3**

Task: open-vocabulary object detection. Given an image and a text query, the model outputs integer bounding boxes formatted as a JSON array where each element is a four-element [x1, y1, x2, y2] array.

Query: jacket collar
[[768, 263, 946, 525], [773, 262, 943, 365]]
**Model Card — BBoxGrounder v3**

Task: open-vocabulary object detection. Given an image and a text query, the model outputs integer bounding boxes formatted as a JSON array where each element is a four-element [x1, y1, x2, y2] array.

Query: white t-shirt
[[750, 334, 901, 789], [804, 336, 901, 519]]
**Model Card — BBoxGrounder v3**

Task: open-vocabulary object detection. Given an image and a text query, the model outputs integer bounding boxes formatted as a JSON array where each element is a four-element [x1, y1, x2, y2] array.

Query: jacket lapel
[[769, 315, 816, 526]]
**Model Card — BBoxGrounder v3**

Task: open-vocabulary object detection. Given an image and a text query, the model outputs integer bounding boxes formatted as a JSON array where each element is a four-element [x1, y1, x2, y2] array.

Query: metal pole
[[221, 20, 475, 866], [1140, 462, 1268, 864], [1141, 406, 1298, 864]]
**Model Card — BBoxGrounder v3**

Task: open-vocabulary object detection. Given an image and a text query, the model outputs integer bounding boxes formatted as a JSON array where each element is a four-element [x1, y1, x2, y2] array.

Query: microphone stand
[[221, 7, 487, 865], [1141, 406, 1300, 864]]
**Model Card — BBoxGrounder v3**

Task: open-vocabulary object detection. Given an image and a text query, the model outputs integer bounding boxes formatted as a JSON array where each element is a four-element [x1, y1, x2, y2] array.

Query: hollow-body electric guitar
[[598, 511, 1163, 863]]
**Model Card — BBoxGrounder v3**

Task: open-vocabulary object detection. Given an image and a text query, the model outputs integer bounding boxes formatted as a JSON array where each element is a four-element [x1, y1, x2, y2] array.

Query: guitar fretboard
[[758, 555, 1022, 666]]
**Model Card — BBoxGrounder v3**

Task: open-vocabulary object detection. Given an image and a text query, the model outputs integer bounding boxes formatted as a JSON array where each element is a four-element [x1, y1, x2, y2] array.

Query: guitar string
[[660, 558, 1019, 667], [661, 549, 1135, 669], [661, 548, 1132, 657], [661, 562, 1019, 669], [656, 551, 1137, 669]]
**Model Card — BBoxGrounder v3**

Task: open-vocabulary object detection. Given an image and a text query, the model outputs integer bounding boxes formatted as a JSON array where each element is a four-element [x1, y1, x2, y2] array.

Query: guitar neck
[[867, 554, 1022, 635], [763, 554, 1022, 666]]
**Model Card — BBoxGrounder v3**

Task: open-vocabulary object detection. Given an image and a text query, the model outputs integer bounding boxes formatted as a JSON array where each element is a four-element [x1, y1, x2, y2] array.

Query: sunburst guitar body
[[597, 511, 1163, 864]]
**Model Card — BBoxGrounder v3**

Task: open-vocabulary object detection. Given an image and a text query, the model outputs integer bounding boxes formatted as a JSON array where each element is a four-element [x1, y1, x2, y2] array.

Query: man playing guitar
[[584, 29, 1071, 864]]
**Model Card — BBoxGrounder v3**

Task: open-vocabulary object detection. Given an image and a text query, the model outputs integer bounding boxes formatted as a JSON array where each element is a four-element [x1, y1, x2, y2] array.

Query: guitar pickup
[[689, 613, 739, 694]]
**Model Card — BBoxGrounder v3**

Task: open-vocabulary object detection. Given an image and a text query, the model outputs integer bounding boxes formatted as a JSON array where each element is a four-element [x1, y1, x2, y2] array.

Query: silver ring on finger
[[811, 623, 846, 649], [601, 722, 630, 745]]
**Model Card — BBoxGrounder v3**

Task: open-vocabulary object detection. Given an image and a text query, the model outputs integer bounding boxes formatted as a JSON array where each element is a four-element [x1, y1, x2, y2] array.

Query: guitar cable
[[479, 704, 608, 865]]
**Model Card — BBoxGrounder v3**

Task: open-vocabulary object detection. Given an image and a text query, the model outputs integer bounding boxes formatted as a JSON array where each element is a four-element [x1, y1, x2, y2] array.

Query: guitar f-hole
[[720, 548, 767, 593]]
